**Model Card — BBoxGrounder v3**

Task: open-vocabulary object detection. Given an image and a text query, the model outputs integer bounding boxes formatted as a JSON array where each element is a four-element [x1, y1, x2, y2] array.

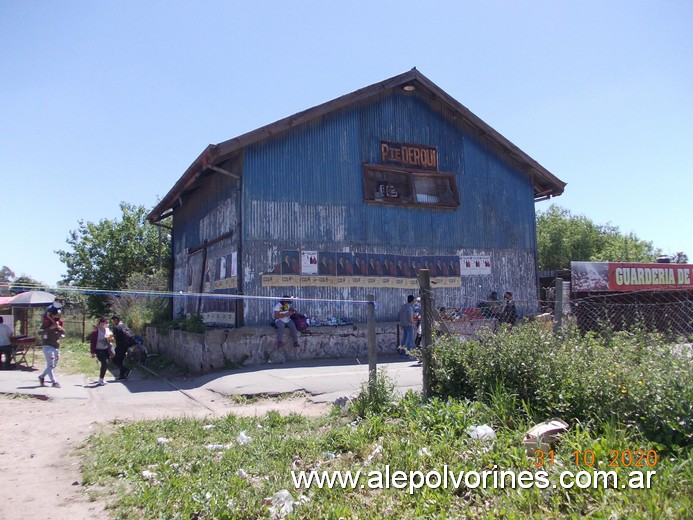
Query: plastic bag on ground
[[467, 424, 496, 441]]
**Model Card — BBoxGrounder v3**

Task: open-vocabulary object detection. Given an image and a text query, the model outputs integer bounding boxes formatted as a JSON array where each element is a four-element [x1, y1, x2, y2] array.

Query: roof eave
[[148, 68, 565, 222]]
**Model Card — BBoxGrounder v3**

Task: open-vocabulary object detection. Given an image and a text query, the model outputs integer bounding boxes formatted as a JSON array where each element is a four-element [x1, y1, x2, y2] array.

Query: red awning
[[0, 296, 14, 306]]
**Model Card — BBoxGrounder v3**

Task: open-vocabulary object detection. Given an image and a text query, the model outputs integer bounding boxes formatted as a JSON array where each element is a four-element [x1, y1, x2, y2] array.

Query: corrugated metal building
[[148, 69, 566, 327]]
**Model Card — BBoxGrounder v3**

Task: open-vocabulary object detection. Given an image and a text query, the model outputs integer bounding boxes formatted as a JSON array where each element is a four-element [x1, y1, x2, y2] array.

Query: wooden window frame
[[361, 163, 459, 208]]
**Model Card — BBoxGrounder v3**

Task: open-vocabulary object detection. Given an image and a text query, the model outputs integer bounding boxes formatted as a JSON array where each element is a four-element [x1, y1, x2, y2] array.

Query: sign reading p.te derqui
[[380, 141, 438, 171], [571, 261, 693, 292]]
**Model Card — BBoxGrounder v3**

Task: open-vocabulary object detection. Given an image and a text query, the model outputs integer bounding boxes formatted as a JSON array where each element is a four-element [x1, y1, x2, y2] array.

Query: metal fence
[[568, 290, 693, 339], [13, 304, 88, 342], [422, 282, 693, 342]]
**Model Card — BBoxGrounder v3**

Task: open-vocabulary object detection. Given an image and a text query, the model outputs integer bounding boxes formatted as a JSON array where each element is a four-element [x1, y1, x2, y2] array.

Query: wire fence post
[[554, 278, 564, 333], [419, 269, 432, 400], [367, 293, 377, 394]]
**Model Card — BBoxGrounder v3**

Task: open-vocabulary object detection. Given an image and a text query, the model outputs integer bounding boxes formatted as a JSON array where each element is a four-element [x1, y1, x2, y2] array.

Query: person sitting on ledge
[[273, 295, 300, 348]]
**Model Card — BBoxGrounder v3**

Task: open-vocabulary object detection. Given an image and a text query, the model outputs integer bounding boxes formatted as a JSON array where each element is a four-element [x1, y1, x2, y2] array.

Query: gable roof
[[149, 68, 565, 223]]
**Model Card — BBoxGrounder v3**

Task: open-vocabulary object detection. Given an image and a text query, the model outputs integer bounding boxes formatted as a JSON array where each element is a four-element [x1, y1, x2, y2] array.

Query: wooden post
[[367, 293, 377, 395], [554, 278, 564, 333], [82, 303, 86, 344], [419, 269, 432, 400]]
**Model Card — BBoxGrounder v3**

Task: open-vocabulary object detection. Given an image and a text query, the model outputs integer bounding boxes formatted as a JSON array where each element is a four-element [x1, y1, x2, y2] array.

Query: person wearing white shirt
[[273, 295, 300, 348], [0, 317, 13, 370]]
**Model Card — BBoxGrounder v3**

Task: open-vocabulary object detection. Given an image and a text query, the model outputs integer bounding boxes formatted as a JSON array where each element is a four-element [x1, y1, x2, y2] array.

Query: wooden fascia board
[[150, 69, 565, 222], [412, 72, 566, 197], [147, 144, 218, 223]]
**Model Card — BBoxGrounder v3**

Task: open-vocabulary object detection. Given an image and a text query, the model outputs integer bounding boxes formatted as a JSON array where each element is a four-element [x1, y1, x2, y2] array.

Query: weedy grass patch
[[81, 363, 692, 518], [57, 338, 95, 375], [431, 322, 693, 450]]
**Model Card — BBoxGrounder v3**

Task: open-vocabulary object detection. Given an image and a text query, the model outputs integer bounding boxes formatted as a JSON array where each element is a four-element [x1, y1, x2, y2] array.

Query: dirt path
[[0, 374, 330, 520]]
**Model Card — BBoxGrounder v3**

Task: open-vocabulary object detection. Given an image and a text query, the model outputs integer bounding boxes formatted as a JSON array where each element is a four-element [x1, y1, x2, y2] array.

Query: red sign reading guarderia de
[[571, 261, 693, 292]]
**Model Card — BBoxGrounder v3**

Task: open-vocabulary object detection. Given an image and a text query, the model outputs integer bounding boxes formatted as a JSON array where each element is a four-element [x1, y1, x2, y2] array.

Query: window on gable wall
[[362, 163, 459, 208]]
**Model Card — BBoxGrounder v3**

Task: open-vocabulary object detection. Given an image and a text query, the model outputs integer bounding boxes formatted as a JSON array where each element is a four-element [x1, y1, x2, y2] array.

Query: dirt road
[[0, 370, 330, 520]]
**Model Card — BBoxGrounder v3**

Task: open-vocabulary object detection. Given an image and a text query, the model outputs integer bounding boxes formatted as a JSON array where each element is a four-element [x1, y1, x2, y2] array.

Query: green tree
[[0, 266, 15, 294], [0, 266, 15, 283], [536, 205, 661, 271], [57, 202, 171, 317], [10, 275, 44, 292]]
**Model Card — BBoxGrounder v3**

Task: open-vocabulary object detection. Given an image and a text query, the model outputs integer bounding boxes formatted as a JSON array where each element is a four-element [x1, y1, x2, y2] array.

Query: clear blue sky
[[2, 1, 691, 286]]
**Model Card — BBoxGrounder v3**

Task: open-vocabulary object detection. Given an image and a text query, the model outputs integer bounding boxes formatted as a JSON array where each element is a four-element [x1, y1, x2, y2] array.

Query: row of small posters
[[262, 251, 491, 288]]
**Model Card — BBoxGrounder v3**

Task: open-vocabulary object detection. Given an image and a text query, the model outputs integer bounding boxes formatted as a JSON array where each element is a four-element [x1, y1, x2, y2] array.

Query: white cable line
[[8, 283, 373, 305]]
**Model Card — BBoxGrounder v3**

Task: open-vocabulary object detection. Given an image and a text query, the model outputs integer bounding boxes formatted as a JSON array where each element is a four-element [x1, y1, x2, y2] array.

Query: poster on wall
[[395, 255, 411, 277], [280, 250, 300, 274], [448, 257, 461, 277], [336, 253, 353, 275], [460, 255, 492, 276], [261, 250, 463, 288], [366, 253, 384, 276], [215, 256, 227, 281], [409, 257, 422, 278], [383, 254, 397, 277], [434, 256, 450, 277], [213, 252, 238, 290], [226, 252, 237, 277], [214, 252, 238, 280], [301, 251, 318, 275], [317, 252, 335, 275], [353, 253, 369, 276]]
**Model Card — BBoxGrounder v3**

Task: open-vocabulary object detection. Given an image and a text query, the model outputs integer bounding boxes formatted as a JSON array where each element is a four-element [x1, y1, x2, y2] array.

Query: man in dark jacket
[[111, 315, 136, 380], [500, 292, 517, 326], [398, 295, 415, 357]]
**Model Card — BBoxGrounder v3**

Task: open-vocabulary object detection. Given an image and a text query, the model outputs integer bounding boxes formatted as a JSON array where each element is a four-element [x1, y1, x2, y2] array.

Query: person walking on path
[[90, 317, 113, 386], [398, 295, 415, 357], [110, 315, 135, 381], [0, 317, 14, 370], [273, 295, 300, 348], [38, 310, 63, 388]]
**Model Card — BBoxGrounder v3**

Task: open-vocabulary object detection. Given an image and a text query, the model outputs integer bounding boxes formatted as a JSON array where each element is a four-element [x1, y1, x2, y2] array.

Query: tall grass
[[430, 322, 693, 449]]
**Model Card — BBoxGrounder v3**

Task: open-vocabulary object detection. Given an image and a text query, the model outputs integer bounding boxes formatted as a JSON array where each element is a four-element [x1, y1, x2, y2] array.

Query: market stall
[[7, 291, 56, 367]]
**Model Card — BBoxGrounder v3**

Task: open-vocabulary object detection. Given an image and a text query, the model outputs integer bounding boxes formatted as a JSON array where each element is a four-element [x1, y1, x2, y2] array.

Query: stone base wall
[[144, 323, 399, 374]]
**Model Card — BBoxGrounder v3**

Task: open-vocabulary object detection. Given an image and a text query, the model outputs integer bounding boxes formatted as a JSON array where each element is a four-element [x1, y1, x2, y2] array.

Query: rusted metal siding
[[235, 91, 538, 325], [242, 92, 534, 249], [165, 91, 539, 325], [170, 171, 241, 320], [240, 245, 537, 326]]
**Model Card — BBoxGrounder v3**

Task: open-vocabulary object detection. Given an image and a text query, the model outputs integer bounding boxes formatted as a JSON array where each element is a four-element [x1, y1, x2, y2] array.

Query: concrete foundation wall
[[144, 323, 399, 374]]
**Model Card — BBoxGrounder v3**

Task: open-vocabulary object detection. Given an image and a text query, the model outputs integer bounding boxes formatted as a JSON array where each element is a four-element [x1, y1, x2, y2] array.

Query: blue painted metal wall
[[171, 169, 241, 322], [235, 90, 539, 325], [243, 92, 535, 249]]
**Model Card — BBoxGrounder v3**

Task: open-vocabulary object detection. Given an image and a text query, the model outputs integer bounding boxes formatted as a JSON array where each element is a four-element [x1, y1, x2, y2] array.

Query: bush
[[108, 269, 170, 334], [350, 369, 397, 418], [430, 322, 693, 449]]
